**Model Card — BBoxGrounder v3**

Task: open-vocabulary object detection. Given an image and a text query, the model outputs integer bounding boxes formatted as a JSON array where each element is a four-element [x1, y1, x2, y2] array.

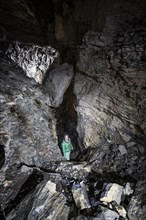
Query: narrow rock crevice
[[0, 0, 146, 219], [0, 145, 5, 169], [0, 205, 5, 220], [55, 79, 83, 160]]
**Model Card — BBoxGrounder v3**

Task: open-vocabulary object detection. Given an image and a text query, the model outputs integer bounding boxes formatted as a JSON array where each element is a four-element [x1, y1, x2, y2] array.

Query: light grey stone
[[96, 208, 119, 220], [118, 145, 127, 155], [124, 183, 134, 196], [28, 180, 70, 220], [6, 42, 58, 84], [100, 183, 123, 204], [72, 181, 91, 210], [111, 201, 127, 219], [45, 63, 74, 107], [127, 142, 136, 147]]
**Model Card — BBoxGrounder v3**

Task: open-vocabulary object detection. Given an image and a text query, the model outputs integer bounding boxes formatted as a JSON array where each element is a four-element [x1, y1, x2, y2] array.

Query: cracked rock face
[[0, 0, 49, 44], [27, 178, 70, 220], [100, 183, 123, 205], [0, 57, 63, 178], [75, 25, 146, 147], [1, 41, 58, 84], [0, 0, 146, 220]]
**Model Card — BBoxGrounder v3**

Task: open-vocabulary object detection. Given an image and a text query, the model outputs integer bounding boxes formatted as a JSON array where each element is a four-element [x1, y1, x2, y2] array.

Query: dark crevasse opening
[[55, 80, 84, 161], [0, 145, 5, 169], [0, 205, 5, 220]]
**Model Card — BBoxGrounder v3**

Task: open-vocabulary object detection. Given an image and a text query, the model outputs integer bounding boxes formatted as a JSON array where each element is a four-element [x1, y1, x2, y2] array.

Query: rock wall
[[0, 0, 146, 220], [0, 58, 63, 174], [0, 0, 44, 43], [74, 0, 146, 148]]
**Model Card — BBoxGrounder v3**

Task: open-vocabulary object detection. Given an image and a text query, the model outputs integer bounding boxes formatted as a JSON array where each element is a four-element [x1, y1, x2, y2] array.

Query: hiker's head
[[65, 134, 69, 141]]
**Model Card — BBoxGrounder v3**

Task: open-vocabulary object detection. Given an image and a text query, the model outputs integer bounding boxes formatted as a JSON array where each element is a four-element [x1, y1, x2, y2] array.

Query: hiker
[[61, 134, 73, 161]]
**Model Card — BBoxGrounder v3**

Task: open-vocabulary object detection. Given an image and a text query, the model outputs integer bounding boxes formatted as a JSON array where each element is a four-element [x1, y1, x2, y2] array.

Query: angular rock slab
[[127, 180, 146, 220], [118, 145, 127, 155], [56, 161, 91, 179], [100, 183, 123, 204], [124, 182, 134, 196], [28, 179, 70, 220], [45, 63, 74, 107], [72, 181, 91, 210], [95, 208, 119, 220]]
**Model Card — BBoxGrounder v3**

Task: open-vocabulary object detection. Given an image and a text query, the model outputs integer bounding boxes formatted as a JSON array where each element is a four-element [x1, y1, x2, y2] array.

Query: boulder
[[56, 161, 91, 180], [72, 181, 91, 210], [124, 183, 134, 196], [118, 145, 127, 155], [127, 180, 146, 220], [0, 57, 63, 174], [5, 173, 70, 220], [45, 63, 74, 107], [95, 208, 119, 220], [111, 201, 127, 218], [100, 183, 123, 204], [27, 179, 70, 220]]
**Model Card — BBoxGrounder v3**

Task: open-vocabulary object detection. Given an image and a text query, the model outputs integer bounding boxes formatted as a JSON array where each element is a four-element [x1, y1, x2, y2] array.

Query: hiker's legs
[[64, 151, 70, 160]]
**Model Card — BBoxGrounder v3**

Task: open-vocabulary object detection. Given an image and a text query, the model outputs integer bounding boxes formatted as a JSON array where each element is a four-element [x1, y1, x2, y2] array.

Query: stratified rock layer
[[0, 0, 146, 220], [74, 1, 146, 148]]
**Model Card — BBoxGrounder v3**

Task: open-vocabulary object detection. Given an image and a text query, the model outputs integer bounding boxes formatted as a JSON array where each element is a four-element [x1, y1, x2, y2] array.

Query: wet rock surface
[[0, 0, 146, 219]]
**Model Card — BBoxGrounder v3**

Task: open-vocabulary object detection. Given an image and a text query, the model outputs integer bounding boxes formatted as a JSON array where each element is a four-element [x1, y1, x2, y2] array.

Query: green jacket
[[61, 140, 72, 153]]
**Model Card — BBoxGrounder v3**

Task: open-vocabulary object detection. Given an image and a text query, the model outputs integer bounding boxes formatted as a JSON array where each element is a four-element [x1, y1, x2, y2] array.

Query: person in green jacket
[[61, 134, 73, 160]]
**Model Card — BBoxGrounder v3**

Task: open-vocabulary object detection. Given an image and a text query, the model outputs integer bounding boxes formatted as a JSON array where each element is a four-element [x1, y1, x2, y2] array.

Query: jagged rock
[[127, 180, 146, 220], [124, 183, 134, 196], [128, 215, 139, 220], [2, 41, 58, 84], [95, 208, 119, 220], [5, 173, 70, 220], [0, 57, 63, 176], [0, 0, 146, 219], [127, 142, 136, 147], [56, 162, 91, 179], [70, 215, 88, 220], [0, 165, 44, 219], [100, 183, 123, 204], [74, 7, 146, 180], [74, 1, 146, 151], [72, 181, 91, 210], [111, 201, 127, 219], [27, 179, 70, 220], [118, 145, 127, 155], [44, 63, 74, 107]]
